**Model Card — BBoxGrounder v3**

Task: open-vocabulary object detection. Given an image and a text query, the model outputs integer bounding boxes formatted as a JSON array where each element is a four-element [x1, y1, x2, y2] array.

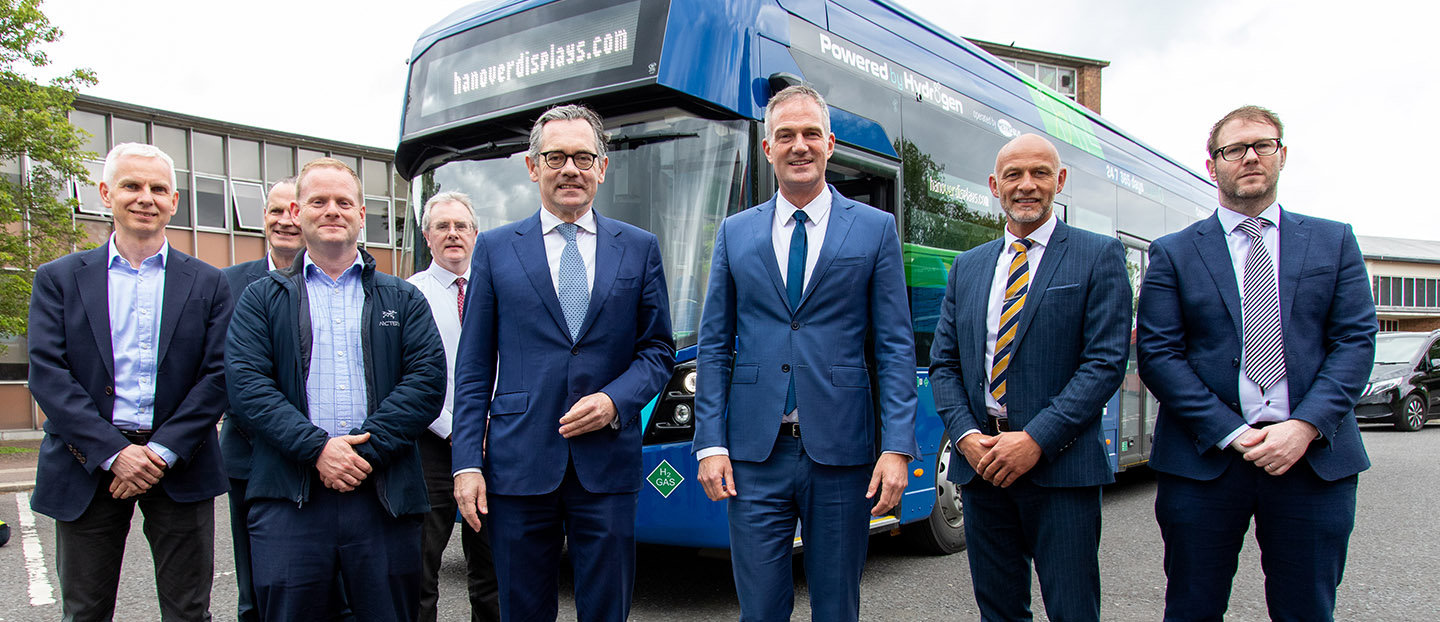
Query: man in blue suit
[[1137, 106, 1376, 622], [928, 133, 1130, 621], [220, 175, 303, 622], [451, 104, 674, 622], [694, 85, 918, 622], [28, 143, 233, 620]]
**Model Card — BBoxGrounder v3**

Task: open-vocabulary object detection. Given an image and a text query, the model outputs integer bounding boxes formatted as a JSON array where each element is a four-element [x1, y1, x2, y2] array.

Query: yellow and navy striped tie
[[990, 238, 1033, 407]]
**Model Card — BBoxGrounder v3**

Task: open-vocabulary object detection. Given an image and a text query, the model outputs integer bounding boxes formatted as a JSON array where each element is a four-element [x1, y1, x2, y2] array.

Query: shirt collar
[[775, 186, 833, 227], [106, 233, 169, 268], [425, 260, 469, 284], [1217, 202, 1282, 236], [540, 206, 597, 236], [1003, 212, 1058, 251], [302, 251, 364, 282]]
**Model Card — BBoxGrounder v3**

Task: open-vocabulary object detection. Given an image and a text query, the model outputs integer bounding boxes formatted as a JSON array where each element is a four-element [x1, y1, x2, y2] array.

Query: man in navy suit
[[1137, 106, 1376, 622], [451, 104, 674, 622], [928, 134, 1130, 621], [28, 143, 233, 620], [694, 85, 918, 622], [220, 175, 303, 622]]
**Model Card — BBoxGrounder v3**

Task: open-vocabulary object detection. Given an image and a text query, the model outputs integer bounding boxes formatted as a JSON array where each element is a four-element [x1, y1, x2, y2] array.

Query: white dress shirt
[[955, 215, 1058, 443], [539, 206, 597, 294], [1215, 202, 1291, 449], [407, 261, 470, 439]]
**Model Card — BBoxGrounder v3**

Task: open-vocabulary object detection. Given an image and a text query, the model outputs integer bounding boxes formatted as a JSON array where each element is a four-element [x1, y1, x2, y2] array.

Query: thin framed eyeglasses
[[430, 221, 474, 233], [1213, 138, 1282, 162], [538, 150, 598, 170]]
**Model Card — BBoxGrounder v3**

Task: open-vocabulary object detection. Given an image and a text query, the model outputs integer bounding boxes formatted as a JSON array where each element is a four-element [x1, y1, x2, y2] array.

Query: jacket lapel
[[512, 213, 570, 339], [156, 249, 196, 366], [967, 239, 1004, 388], [573, 212, 626, 342], [76, 246, 114, 374], [798, 188, 856, 312], [752, 200, 789, 307], [1194, 213, 1244, 341], [1011, 219, 1069, 349], [1276, 208, 1307, 330]]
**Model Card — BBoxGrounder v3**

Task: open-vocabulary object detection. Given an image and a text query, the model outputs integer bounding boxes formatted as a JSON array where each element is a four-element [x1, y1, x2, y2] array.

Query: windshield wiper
[[608, 131, 699, 150]]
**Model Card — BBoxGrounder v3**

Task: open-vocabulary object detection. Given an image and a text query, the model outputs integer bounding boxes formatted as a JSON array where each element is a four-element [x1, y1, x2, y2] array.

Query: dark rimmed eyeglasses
[[1212, 138, 1282, 162], [538, 150, 599, 170]]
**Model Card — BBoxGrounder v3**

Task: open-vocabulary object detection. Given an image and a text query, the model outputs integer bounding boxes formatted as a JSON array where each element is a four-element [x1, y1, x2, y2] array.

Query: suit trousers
[[727, 435, 872, 622], [1155, 451, 1358, 622], [487, 461, 637, 622], [249, 483, 423, 622], [418, 433, 500, 622], [960, 477, 1102, 622], [55, 481, 215, 622], [228, 477, 259, 622]]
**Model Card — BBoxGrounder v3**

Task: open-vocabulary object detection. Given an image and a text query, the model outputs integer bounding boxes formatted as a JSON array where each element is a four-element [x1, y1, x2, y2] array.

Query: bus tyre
[[903, 436, 966, 555]]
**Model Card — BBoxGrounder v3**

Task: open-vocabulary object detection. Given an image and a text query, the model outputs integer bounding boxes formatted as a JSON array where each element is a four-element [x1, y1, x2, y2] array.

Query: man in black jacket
[[225, 157, 446, 622]]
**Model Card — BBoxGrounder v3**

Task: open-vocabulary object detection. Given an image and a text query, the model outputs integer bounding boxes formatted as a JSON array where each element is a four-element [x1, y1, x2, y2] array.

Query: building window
[[112, 117, 147, 146], [1003, 59, 1077, 99], [232, 180, 266, 231], [266, 144, 295, 181], [365, 197, 391, 246], [1405, 278, 1416, 307], [1381, 319, 1400, 332], [77, 161, 106, 215], [195, 175, 228, 229], [229, 138, 261, 181]]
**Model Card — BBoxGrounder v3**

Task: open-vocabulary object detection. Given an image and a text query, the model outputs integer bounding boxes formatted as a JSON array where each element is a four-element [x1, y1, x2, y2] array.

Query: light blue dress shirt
[[304, 253, 368, 437], [104, 235, 178, 469]]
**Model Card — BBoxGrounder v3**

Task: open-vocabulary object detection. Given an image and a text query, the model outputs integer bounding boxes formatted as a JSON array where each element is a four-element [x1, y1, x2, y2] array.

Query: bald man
[[928, 134, 1131, 621]]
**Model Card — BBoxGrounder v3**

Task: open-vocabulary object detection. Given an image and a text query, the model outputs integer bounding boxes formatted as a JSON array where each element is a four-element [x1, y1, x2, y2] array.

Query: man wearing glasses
[[407, 192, 500, 621], [451, 104, 673, 621], [1137, 106, 1376, 621]]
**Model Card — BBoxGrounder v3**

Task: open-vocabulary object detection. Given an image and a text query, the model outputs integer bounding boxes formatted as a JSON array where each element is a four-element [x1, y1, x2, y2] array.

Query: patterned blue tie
[[556, 222, 588, 342], [784, 209, 808, 414]]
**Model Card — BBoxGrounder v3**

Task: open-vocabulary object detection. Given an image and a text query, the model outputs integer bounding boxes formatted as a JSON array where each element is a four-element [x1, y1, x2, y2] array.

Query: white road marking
[[15, 493, 56, 606]]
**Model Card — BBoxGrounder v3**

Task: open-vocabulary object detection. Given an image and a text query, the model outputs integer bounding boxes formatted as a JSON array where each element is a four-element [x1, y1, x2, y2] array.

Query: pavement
[[0, 433, 42, 494]]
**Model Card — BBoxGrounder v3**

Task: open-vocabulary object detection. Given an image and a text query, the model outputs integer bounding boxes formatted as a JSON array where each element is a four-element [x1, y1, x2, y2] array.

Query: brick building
[[966, 38, 1109, 114], [1360, 235, 1440, 332]]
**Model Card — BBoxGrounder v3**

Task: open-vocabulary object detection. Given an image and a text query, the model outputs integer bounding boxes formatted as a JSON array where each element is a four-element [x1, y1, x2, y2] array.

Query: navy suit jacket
[[694, 187, 919, 466], [928, 219, 1130, 488], [219, 258, 269, 479], [1137, 209, 1376, 482], [452, 210, 674, 496], [28, 245, 233, 521]]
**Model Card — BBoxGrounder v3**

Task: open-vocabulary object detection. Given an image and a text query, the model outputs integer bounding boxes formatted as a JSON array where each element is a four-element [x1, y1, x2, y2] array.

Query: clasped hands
[[109, 444, 168, 499], [957, 431, 1043, 488], [1229, 419, 1318, 476]]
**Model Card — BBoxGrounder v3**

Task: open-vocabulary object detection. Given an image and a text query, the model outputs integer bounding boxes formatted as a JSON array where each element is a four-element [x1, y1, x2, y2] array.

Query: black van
[[1356, 330, 1440, 431]]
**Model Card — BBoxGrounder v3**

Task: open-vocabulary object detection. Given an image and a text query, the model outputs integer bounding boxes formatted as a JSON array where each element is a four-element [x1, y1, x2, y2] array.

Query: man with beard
[[1137, 106, 1375, 622], [928, 133, 1130, 621]]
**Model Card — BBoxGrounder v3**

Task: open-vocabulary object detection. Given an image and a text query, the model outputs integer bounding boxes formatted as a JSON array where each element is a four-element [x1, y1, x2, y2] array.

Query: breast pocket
[[613, 276, 639, 290]]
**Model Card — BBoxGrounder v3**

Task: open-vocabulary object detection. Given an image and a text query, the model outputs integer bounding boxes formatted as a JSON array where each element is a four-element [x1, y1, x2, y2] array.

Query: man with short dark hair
[[694, 85, 917, 622], [452, 104, 674, 622], [408, 191, 500, 622], [29, 142, 233, 620], [928, 133, 1131, 621], [226, 157, 446, 621], [221, 175, 303, 622], [1138, 106, 1376, 621]]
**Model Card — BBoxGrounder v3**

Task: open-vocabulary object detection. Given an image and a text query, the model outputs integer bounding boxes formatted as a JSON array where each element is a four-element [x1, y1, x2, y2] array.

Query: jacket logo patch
[[380, 309, 400, 327]]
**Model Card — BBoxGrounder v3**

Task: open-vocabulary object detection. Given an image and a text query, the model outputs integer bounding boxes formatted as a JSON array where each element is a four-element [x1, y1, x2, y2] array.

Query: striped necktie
[[1237, 217, 1286, 388], [989, 238, 1033, 408]]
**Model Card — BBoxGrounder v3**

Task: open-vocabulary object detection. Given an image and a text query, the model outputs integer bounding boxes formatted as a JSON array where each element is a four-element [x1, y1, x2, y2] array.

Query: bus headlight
[[682, 370, 697, 394], [673, 403, 693, 425]]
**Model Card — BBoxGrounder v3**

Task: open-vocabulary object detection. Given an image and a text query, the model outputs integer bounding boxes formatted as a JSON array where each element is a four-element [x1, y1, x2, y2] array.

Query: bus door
[[1117, 233, 1156, 469], [826, 146, 899, 216]]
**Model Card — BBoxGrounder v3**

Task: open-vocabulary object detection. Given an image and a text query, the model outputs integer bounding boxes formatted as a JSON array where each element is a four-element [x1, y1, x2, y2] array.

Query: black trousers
[[55, 480, 215, 622], [418, 432, 500, 622]]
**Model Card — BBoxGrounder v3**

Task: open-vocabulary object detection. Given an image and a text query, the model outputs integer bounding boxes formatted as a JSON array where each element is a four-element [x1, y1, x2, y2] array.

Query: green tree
[[0, 0, 97, 338]]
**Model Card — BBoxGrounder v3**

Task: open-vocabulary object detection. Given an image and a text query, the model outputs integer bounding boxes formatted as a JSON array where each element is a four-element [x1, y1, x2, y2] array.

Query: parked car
[[1355, 330, 1440, 431]]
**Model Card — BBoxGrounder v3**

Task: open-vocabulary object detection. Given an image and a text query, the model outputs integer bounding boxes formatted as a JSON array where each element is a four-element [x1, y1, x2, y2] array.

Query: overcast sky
[[34, 0, 1439, 239]]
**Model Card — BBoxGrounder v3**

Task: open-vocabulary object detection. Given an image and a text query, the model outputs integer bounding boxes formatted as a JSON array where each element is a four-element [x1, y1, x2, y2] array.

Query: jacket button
[[571, 347, 579, 356], [791, 321, 800, 330], [104, 385, 114, 395], [1231, 358, 1240, 368], [781, 364, 790, 373]]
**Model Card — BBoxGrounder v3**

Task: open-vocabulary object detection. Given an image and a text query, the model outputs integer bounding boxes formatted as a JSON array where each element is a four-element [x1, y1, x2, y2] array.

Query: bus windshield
[[421, 110, 749, 348]]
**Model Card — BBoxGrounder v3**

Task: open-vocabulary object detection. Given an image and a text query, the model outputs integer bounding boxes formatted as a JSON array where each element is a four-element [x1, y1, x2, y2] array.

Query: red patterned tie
[[455, 276, 467, 321]]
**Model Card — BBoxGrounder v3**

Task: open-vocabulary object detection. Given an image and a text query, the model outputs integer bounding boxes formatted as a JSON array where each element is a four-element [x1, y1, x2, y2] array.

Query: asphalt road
[[1, 425, 1436, 621]]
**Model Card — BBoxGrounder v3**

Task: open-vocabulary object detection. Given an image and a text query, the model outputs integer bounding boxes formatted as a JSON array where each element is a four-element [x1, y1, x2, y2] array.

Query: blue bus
[[397, 0, 1217, 554]]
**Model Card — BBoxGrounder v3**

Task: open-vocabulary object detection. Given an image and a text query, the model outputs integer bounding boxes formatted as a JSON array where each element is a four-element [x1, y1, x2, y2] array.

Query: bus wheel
[[903, 436, 966, 555]]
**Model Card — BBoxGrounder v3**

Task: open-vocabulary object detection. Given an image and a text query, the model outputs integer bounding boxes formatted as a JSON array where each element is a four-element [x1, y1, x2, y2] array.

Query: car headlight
[[682, 369, 697, 394], [672, 403, 693, 425], [1364, 377, 1402, 396]]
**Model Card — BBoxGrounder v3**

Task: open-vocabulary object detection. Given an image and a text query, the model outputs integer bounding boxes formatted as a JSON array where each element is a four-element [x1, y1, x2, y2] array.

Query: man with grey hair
[[452, 103, 674, 621], [407, 191, 499, 622], [695, 84, 917, 621], [28, 142, 233, 619]]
